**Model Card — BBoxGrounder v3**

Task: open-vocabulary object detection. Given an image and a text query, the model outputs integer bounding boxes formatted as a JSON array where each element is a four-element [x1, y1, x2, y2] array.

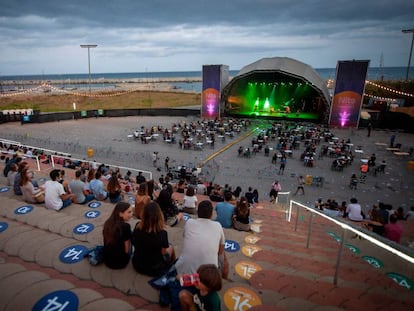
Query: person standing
[[367, 122, 372, 137], [165, 156, 170, 171], [269, 180, 281, 203], [294, 175, 305, 195], [278, 155, 287, 175], [390, 133, 396, 148]]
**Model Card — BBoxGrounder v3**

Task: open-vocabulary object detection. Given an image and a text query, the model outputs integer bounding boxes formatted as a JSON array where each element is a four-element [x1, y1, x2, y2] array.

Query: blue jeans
[[61, 198, 72, 209], [80, 194, 95, 204]]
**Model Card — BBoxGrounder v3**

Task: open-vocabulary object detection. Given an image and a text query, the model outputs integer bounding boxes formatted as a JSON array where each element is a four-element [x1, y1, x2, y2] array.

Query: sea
[[0, 67, 410, 93]]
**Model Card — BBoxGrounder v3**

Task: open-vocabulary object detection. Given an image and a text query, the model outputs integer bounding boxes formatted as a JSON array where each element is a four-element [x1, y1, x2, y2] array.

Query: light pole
[[80, 44, 98, 94], [402, 29, 414, 81]]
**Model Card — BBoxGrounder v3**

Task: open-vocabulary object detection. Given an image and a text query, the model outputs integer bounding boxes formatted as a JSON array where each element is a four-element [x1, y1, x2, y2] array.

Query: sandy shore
[[1, 116, 413, 213]]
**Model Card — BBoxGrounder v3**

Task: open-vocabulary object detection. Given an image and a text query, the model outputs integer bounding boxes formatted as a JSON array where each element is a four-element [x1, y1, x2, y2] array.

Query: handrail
[[288, 199, 414, 285], [50, 154, 153, 181]]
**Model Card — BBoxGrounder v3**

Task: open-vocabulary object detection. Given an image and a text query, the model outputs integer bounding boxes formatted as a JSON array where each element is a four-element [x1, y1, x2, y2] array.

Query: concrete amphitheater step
[[0, 259, 149, 311]]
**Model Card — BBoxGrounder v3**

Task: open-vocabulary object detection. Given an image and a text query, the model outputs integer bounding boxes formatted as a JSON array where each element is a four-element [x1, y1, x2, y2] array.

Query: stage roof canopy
[[222, 57, 331, 120]]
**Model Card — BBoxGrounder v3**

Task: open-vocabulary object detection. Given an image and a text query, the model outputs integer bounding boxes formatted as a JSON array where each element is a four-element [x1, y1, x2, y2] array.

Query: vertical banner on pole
[[201, 65, 229, 119], [329, 60, 369, 128]]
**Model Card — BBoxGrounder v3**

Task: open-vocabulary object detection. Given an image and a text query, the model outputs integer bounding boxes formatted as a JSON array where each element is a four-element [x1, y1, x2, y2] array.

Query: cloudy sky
[[1, 0, 413, 76]]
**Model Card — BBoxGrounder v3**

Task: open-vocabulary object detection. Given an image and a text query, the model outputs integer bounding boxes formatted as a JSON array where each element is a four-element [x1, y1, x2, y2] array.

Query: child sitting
[[179, 264, 222, 311]]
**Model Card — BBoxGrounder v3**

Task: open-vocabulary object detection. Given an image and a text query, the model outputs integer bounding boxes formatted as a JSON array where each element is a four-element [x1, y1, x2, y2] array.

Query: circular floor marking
[[33, 290, 79, 311], [241, 244, 262, 257], [235, 260, 262, 280], [244, 235, 261, 244], [224, 286, 262, 311]]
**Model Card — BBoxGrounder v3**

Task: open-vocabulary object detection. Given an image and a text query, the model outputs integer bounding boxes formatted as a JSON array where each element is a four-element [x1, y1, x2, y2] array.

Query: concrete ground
[[1, 115, 414, 310]]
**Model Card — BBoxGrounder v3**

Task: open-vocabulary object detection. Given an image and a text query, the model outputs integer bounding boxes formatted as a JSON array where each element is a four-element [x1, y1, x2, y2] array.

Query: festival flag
[[329, 60, 369, 128]]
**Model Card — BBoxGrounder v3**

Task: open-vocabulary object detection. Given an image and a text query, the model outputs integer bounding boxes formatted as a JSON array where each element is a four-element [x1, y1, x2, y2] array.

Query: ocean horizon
[[0, 67, 411, 93]]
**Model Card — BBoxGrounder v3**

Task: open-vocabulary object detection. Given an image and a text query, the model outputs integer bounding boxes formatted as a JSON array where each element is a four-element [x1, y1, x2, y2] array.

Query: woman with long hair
[[132, 201, 176, 276], [102, 202, 133, 269], [233, 196, 251, 231], [107, 173, 123, 203], [134, 182, 151, 219], [19, 167, 44, 203]]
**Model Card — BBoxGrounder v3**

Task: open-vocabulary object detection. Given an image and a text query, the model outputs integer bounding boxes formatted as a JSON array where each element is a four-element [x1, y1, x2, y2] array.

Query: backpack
[[85, 245, 104, 266]]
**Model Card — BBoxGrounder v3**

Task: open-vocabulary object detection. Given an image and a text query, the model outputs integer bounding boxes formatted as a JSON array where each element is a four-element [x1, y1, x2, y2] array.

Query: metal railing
[[287, 200, 414, 285]]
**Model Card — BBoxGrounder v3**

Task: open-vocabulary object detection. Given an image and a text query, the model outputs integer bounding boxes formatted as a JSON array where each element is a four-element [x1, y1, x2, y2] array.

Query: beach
[[1, 116, 413, 213]]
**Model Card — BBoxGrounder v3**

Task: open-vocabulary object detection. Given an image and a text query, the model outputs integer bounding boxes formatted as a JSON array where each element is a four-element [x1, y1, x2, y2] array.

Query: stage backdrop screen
[[201, 65, 228, 119], [329, 60, 369, 128]]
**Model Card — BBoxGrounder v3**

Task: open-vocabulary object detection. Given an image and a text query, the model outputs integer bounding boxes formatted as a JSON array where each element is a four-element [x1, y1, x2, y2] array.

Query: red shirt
[[384, 222, 402, 243]]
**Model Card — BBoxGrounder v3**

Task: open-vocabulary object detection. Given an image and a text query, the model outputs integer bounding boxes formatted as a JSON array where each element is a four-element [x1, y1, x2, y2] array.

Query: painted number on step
[[225, 240, 240, 252], [59, 245, 89, 264], [33, 290, 79, 311], [224, 287, 262, 311], [73, 223, 94, 234], [15, 205, 34, 215], [85, 210, 100, 219]]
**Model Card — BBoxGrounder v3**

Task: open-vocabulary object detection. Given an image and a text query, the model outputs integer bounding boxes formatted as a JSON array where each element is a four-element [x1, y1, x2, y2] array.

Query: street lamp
[[80, 44, 98, 94], [402, 29, 414, 81]]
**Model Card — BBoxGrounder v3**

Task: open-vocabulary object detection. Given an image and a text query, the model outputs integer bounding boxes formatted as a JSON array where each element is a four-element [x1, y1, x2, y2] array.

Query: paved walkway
[[1, 116, 414, 310]]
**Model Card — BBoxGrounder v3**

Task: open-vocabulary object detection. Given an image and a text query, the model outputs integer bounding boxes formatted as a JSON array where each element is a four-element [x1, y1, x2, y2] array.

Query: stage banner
[[201, 65, 228, 119], [329, 60, 369, 128]]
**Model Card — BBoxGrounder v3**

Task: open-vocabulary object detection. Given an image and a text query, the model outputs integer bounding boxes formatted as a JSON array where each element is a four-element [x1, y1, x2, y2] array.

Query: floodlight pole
[[402, 29, 414, 81], [80, 44, 98, 94]]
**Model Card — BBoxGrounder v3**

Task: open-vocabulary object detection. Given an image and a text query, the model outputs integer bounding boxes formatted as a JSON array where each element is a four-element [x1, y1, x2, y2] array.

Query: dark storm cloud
[[1, 0, 413, 74]]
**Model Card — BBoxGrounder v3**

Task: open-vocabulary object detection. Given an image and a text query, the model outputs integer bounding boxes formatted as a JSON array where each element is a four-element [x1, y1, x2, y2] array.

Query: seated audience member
[[136, 171, 146, 185], [405, 206, 414, 220], [175, 200, 228, 278], [245, 187, 254, 204], [378, 202, 390, 225], [134, 182, 151, 219], [6, 163, 18, 186], [196, 181, 207, 195], [59, 170, 70, 193], [252, 189, 259, 204], [156, 189, 182, 226], [3, 153, 20, 177], [179, 264, 222, 311], [394, 207, 406, 220], [19, 167, 45, 203], [215, 191, 235, 228], [14, 161, 29, 195], [103, 202, 133, 269], [176, 179, 186, 194], [44, 169, 76, 211], [89, 171, 108, 201], [132, 202, 176, 276], [233, 197, 251, 232], [346, 198, 364, 221], [384, 214, 402, 243], [367, 204, 385, 235], [107, 173, 123, 203], [182, 186, 198, 214], [69, 170, 94, 204]]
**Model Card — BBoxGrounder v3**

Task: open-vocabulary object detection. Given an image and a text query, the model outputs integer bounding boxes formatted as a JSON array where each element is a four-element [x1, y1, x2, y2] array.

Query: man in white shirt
[[176, 200, 228, 277], [346, 198, 364, 221], [44, 169, 75, 211]]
